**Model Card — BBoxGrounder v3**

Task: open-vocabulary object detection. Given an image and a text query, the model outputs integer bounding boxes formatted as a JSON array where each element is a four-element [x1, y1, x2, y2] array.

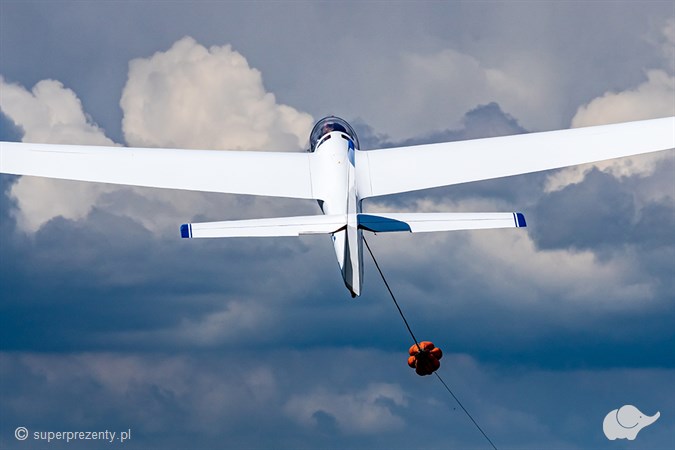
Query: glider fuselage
[[308, 117, 363, 297]]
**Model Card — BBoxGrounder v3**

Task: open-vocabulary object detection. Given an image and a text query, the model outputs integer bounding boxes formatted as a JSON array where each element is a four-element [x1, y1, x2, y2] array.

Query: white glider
[[1, 116, 673, 297]]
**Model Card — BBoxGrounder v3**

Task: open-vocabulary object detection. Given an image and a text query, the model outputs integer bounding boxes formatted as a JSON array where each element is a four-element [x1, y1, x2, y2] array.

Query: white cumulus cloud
[[571, 70, 675, 128], [0, 77, 115, 146], [1, 77, 119, 231], [121, 36, 313, 151], [545, 20, 675, 193], [1, 37, 315, 233]]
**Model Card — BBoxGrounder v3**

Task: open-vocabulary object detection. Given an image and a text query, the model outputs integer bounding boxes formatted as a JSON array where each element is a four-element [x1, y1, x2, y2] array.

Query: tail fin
[[358, 212, 526, 233], [181, 214, 346, 238]]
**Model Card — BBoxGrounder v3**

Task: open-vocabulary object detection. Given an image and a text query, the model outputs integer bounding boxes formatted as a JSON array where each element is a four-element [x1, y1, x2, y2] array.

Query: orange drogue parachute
[[407, 341, 443, 376]]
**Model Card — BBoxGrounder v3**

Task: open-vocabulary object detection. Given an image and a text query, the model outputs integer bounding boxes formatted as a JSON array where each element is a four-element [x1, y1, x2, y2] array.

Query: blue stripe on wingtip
[[180, 224, 191, 238], [515, 212, 527, 228]]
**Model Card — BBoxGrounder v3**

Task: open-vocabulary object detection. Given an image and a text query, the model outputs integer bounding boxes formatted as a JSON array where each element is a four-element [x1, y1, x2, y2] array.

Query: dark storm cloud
[[2, 149, 673, 448], [527, 158, 675, 306], [1, 88, 672, 363], [0, 186, 341, 352], [532, 169, 636, 251], [1, 350, 673, 450], [530, 161, 675, 254], [2, 143, 672, 371], [400, 102, 528, 146], [354, 102, 526, 149], [347, 105, 675, 372], [363, 234, 675, 372]]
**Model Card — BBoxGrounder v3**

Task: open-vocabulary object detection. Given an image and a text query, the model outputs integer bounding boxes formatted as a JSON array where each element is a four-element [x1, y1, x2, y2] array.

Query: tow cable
[[363, 236, 498, 450]]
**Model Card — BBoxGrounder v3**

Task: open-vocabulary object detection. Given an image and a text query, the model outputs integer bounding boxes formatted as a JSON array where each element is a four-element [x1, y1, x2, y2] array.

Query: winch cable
[[363, 237, 420, 349], [363, 236, 498, 450]]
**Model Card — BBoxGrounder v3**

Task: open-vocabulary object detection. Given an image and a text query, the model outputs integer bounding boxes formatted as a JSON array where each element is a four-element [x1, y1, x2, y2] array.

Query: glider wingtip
[[180, 223, 191, 238], [515, 212, 527, 228]]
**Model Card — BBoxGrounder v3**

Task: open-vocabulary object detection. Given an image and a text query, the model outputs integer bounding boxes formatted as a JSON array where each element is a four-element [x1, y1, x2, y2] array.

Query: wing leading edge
[[0, 142, 315, 200], [356, 117, 675, 198]]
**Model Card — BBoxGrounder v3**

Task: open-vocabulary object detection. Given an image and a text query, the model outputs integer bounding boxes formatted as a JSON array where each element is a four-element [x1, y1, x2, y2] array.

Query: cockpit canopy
[[308, 116, 360, 152]]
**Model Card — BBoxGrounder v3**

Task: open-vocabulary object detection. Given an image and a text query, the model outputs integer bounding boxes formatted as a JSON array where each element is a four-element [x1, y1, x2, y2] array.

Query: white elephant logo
[[603, 405, 660, 440]]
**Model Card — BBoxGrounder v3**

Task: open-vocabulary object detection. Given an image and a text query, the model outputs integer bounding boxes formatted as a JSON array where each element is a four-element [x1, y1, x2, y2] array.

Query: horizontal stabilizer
[[358, 212, 526, 233], [181, 214, 347, 238]]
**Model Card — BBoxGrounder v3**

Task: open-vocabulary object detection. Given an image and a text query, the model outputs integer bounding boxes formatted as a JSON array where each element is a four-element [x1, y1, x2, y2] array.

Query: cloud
[[1, 37, 315, 234], [120, 36, 313, 151], [532, 166, 675, 253], [284, 383, 407, 434], [571, 70, 675, 127], [3, 350, 674, 449], [354, 100, 672, 367], [1, 38, 671, 370], [354, 48, 552, 141], [656, 18, 675, 71], [545, 21, 675, 193], [402, 102, 528, 146], [358, 103, 541, 212], [0, 77, 115, 146], [544, 75, 674, 192], [0, 77, 120, 231]]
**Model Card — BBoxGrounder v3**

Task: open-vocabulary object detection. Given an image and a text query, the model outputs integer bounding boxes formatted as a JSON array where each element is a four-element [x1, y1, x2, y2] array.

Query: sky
[[1, 1, 674, 449]]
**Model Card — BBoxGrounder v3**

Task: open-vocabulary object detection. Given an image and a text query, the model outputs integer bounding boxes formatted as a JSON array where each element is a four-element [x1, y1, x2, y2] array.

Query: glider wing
[[0, 142, 315, 200], [356, 117, 675, 198]]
